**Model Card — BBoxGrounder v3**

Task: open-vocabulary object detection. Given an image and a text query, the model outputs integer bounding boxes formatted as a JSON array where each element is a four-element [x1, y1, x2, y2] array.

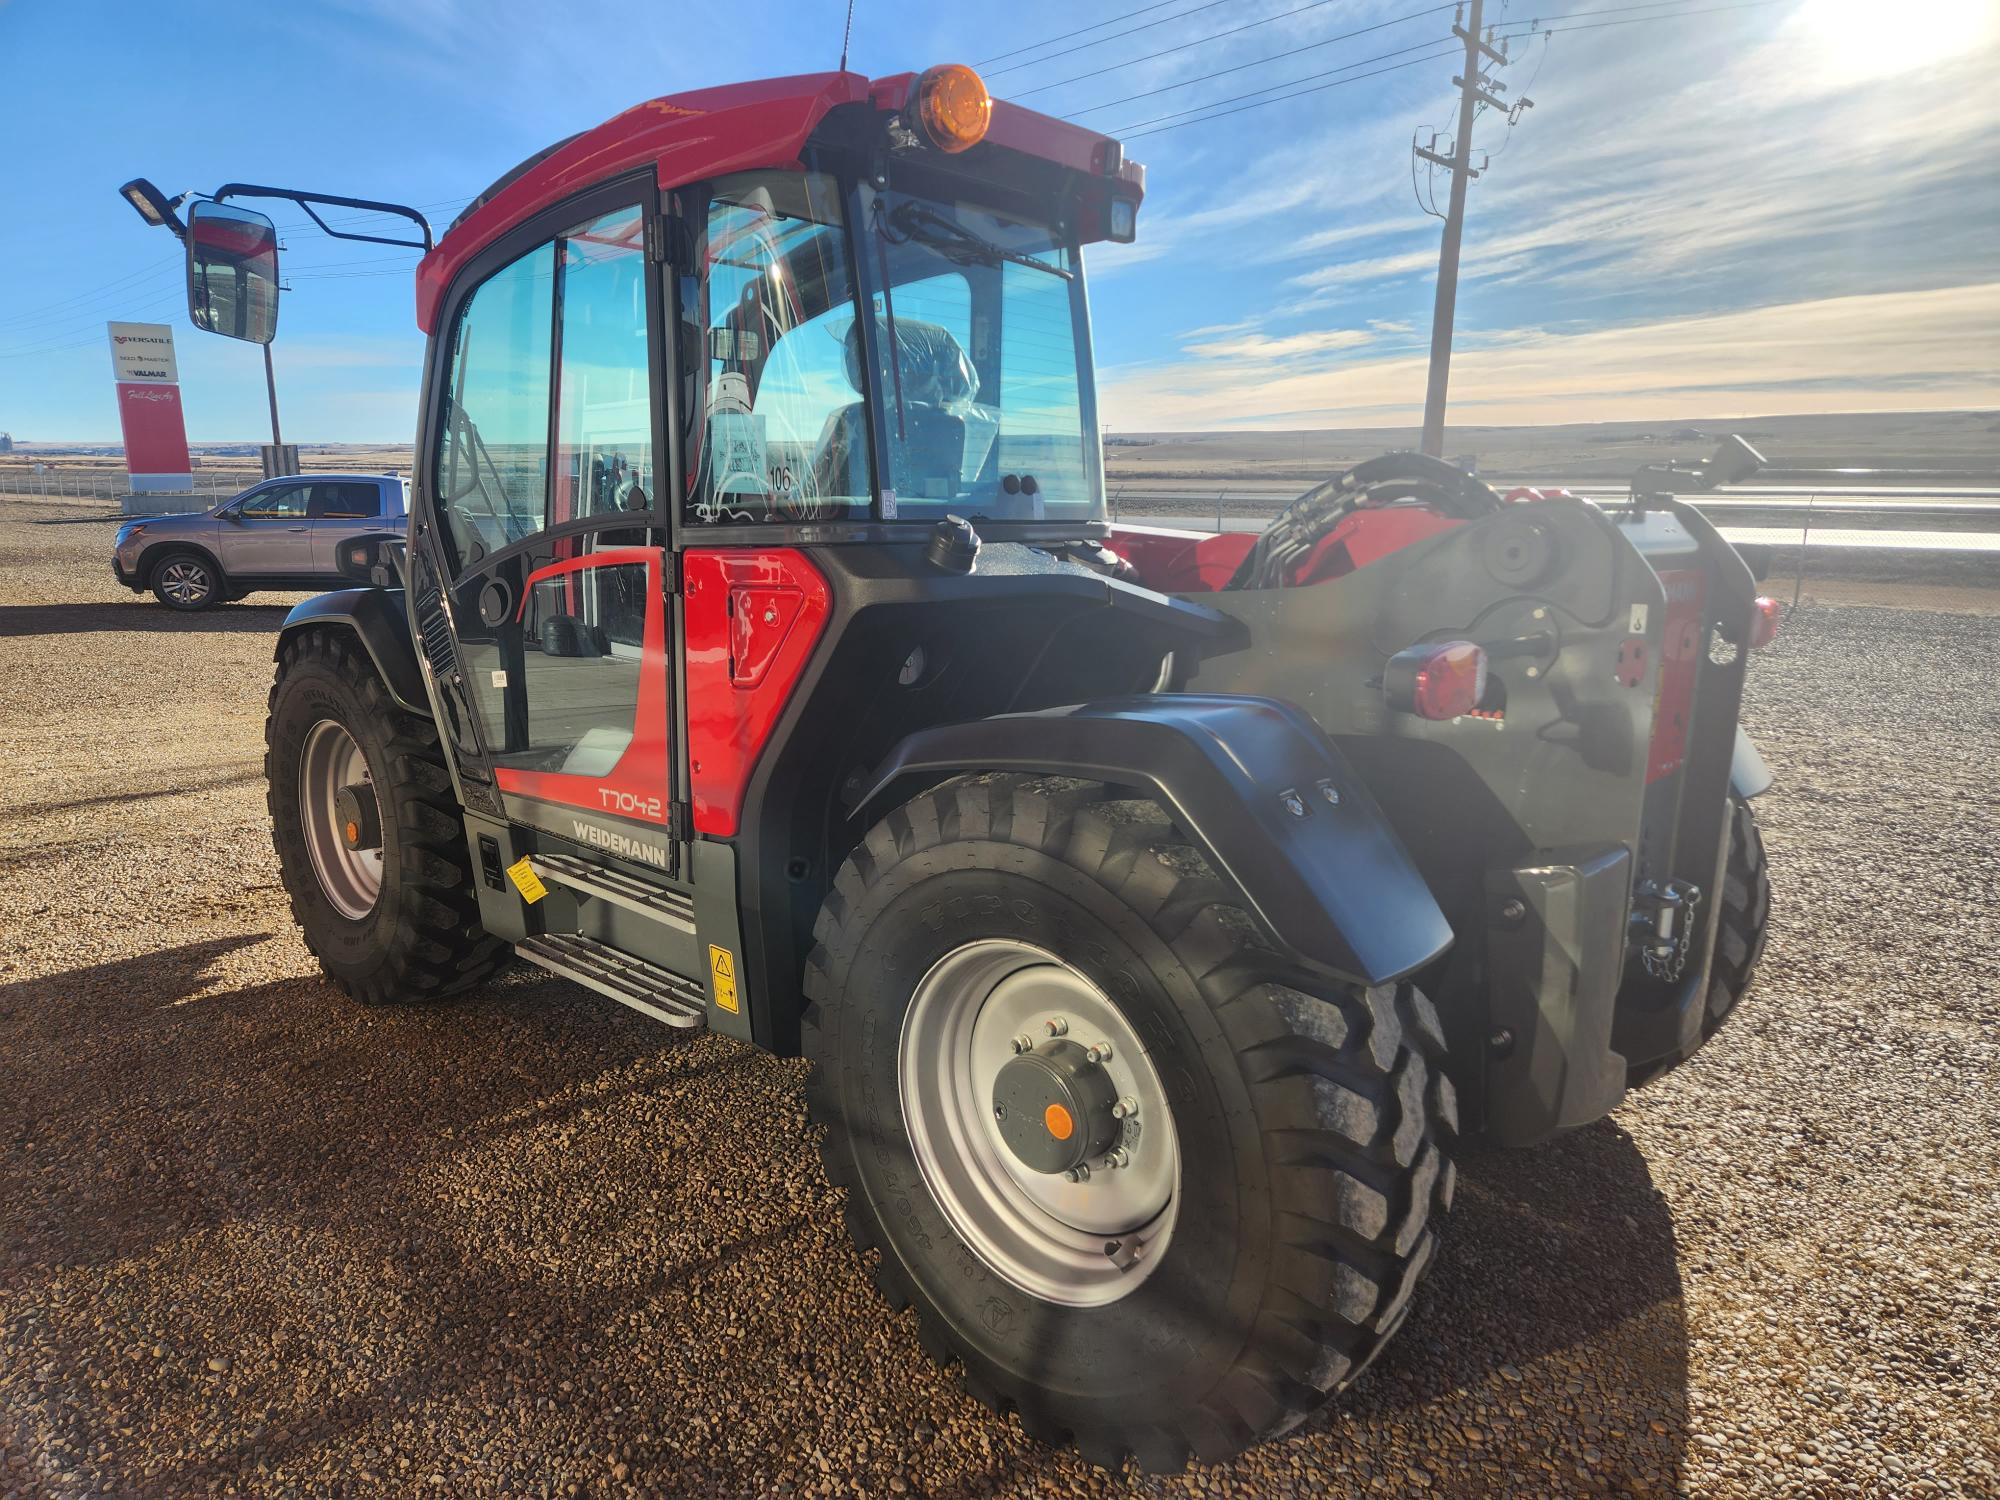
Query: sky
[[0, 0, 1995, 443]]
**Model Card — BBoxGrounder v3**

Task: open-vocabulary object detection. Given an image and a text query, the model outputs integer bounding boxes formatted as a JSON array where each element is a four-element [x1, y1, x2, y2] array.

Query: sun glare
[[1798, 0, 1999, 82]]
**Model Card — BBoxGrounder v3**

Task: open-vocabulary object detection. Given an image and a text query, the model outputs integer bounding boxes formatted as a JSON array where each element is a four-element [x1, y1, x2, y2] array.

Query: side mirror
[[186, 200, 280, 344], [1700, 433, 1766, 489], [334, 534, 406, 588]]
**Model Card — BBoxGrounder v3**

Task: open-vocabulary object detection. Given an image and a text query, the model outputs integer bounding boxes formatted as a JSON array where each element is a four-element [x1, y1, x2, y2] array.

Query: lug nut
[[1010, 1034, 1034, 1054], [1063, 1164, 1091, 1184], [1085, 1041, 1113, 1065], [1111, 1096, 1138, 1120], [1104, 1148, 1131, 1170], [1044, 1017, 1069, 1037]]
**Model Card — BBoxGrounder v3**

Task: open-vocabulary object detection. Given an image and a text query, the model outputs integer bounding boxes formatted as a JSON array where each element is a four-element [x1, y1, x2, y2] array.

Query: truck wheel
[[1703, 792, 1772, 1038], [150, 550, 222, 611], [264, 628, 506, 1005], [803, 776, 1456, 1472]]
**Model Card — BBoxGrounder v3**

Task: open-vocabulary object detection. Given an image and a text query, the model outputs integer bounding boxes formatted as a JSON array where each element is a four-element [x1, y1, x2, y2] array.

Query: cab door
[[419, 182, 676, 866]]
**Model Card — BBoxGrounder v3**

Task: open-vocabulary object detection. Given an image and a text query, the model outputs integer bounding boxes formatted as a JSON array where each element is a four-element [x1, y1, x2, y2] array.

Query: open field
[[1104, 410, 2000, 486], [1, 498, 1996, 1496]]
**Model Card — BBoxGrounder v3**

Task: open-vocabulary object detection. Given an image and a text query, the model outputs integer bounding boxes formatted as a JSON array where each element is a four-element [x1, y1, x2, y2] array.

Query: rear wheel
[[1703, 792, 1772, 1038], [803, 776, 1456, 1471], [265, 628, 506, 1004], [150, 550, 221, 611]]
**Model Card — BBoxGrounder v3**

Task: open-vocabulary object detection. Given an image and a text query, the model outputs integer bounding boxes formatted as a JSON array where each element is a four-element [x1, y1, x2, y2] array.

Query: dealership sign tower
[[107, 321, 194, 494]]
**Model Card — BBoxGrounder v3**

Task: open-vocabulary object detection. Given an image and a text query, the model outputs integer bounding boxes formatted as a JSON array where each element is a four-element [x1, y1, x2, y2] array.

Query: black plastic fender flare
[[855, 694, 1454, 987], [276, 587, 430, 717]]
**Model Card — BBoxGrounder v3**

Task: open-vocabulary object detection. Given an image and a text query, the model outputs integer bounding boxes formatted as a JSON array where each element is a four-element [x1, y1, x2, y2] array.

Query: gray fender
[[856, 694, 1454, 987], [1731, 728, 1773, 799], [276, 587, 430, 717]]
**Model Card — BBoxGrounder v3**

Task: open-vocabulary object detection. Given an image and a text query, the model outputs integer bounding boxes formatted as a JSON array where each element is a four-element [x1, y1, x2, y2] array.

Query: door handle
[[287, 525, 307, 531]]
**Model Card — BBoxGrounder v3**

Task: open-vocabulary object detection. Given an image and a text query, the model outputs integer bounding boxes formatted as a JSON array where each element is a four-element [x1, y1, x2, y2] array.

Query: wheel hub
[[992, 1039, 1120, 1175], [334, 783, 382, 852], [299, 720, 384, 921], [899, 939, 1180, 1307]]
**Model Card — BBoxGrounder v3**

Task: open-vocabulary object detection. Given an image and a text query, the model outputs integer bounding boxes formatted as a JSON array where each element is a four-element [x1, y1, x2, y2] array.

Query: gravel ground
[[2, 497, 1995, 1498]]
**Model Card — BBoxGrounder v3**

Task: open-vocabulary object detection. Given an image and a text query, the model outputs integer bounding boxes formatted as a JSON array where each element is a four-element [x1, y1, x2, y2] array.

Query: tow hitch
[[1631, 878, 1703, 982]]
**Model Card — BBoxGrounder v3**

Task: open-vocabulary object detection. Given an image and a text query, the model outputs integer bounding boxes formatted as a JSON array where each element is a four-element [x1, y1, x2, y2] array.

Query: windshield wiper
[[883, 202, 1073, 281]]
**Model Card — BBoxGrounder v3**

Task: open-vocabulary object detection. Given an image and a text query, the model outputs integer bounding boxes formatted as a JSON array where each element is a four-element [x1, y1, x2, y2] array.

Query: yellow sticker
[[506, 856, 547, 904], [708, 944, 739, 1014]]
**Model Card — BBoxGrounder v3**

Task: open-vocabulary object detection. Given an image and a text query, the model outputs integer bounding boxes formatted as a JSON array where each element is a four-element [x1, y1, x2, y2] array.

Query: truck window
[[436, 244, 556, 570], [240, 483, 310, 519], [308, 482, 381, 519]]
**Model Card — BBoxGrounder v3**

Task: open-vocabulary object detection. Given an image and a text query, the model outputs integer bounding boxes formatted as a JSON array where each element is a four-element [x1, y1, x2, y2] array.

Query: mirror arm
[[213, 183, 434, 252]]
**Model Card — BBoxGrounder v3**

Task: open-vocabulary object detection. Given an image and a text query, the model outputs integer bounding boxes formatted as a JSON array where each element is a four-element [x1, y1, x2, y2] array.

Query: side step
[[517, 932, 707, 1030], [531, 852, 696, 931]]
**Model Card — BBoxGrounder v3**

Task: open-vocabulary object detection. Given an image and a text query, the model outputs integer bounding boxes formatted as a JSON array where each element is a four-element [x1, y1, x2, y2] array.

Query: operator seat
[[812, 317, 978, 503]]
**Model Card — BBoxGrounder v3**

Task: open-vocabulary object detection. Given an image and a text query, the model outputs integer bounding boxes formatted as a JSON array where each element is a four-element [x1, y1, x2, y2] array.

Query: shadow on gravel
[[2, 934, 1689, 1496], [1320, 1121, 1692, 1491], [0, 600, 294, 638]]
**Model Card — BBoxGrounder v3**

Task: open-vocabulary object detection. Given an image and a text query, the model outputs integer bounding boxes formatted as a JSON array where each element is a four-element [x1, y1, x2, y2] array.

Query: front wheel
[[150, 550, 222, 611], [265, 628, 507, 1004], [803, 776, 1456, 1472]]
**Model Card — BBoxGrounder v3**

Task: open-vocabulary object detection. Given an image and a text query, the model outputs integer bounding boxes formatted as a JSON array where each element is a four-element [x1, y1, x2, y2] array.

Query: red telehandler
[[124, 62, 1775, 1470]]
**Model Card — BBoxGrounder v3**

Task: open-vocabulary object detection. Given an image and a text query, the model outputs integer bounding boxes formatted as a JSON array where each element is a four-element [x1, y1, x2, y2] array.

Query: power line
[[1489, 0, 1783, 41], [1062, 2, 1456, 117], [1111, 36, 1460, 131], [0, 259, 183, 330], [1120, 46, 1462, 137], [1014, 0, 1356, 97], [986, 0, 1242, 78], [976, 0, 1194, 67]]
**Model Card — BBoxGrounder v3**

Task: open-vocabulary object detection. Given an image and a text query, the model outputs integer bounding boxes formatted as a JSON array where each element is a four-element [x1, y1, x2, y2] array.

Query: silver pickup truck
[[112, 473, 407, 610]]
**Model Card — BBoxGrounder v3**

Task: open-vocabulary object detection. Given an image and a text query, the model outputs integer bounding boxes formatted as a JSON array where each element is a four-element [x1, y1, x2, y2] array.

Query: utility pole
[[1417, 0, 1511, 457]]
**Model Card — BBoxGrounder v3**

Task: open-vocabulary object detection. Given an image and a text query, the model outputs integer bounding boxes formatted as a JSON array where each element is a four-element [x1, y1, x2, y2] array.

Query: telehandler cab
[[133, 62, 1777, 1471]]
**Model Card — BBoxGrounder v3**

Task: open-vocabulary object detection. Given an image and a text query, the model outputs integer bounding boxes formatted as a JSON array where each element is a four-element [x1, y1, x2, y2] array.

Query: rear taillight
[[1747, 595, 1781, 649], [1385, 639, 1489, 720]]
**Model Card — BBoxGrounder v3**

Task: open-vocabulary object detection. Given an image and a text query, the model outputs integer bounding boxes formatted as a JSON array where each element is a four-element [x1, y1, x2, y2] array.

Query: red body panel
[[683, 549, 831, 837], [1104, 525, 1255, 593], [1107, 506, 1462, 595], [1646, 568, 1708, 783], [493, 548, 673, 824], [416, 71, 1139, 334]]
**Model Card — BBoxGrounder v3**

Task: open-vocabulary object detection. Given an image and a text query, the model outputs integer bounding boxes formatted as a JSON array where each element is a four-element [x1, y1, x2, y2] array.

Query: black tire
[[802, 775, 1456, 1472], [265, 628, 507, 1005], [1703, 792, 1772, 1039], [149, 549, 223, 611]]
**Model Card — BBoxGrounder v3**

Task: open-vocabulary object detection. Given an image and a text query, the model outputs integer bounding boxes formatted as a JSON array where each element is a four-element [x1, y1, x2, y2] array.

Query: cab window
[[553, 208, 654, 525], [685, 171, 868, 524], [436, 244, 557, 569]]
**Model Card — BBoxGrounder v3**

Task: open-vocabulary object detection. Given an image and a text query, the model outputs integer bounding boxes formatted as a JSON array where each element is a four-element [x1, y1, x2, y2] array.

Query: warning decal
[[708, 945, 739, 1014], [505, 856, 547, 904]]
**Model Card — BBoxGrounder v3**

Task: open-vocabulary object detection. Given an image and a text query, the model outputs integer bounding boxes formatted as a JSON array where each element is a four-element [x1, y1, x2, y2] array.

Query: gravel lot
[[2, 497, 1995, 1498]]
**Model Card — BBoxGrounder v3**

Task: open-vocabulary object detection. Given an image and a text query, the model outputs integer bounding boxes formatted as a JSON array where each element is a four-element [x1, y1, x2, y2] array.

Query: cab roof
[[414, 69, 1140, 335]]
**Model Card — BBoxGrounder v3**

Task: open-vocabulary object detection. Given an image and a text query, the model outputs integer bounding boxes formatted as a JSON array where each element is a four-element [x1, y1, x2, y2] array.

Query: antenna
[[840, 0, 856, 72]]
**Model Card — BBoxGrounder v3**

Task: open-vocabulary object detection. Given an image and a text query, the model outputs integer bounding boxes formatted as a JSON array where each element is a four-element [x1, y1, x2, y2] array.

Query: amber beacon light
[[914, 64, 991, 153]]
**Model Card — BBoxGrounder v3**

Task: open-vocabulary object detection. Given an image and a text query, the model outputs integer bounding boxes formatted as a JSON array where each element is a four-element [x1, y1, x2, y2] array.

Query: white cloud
[[1101, 280, 2000, 429]]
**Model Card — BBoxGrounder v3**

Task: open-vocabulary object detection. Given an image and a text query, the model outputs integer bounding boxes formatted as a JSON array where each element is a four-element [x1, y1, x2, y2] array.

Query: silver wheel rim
[[160, 559, 211, 605], [899, 939, 1180, 1307], [299, 719, 383, 920]]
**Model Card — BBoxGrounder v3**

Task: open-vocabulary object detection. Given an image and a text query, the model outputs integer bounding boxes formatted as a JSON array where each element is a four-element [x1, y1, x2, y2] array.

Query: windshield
[[684, 172, 1101, 527]]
